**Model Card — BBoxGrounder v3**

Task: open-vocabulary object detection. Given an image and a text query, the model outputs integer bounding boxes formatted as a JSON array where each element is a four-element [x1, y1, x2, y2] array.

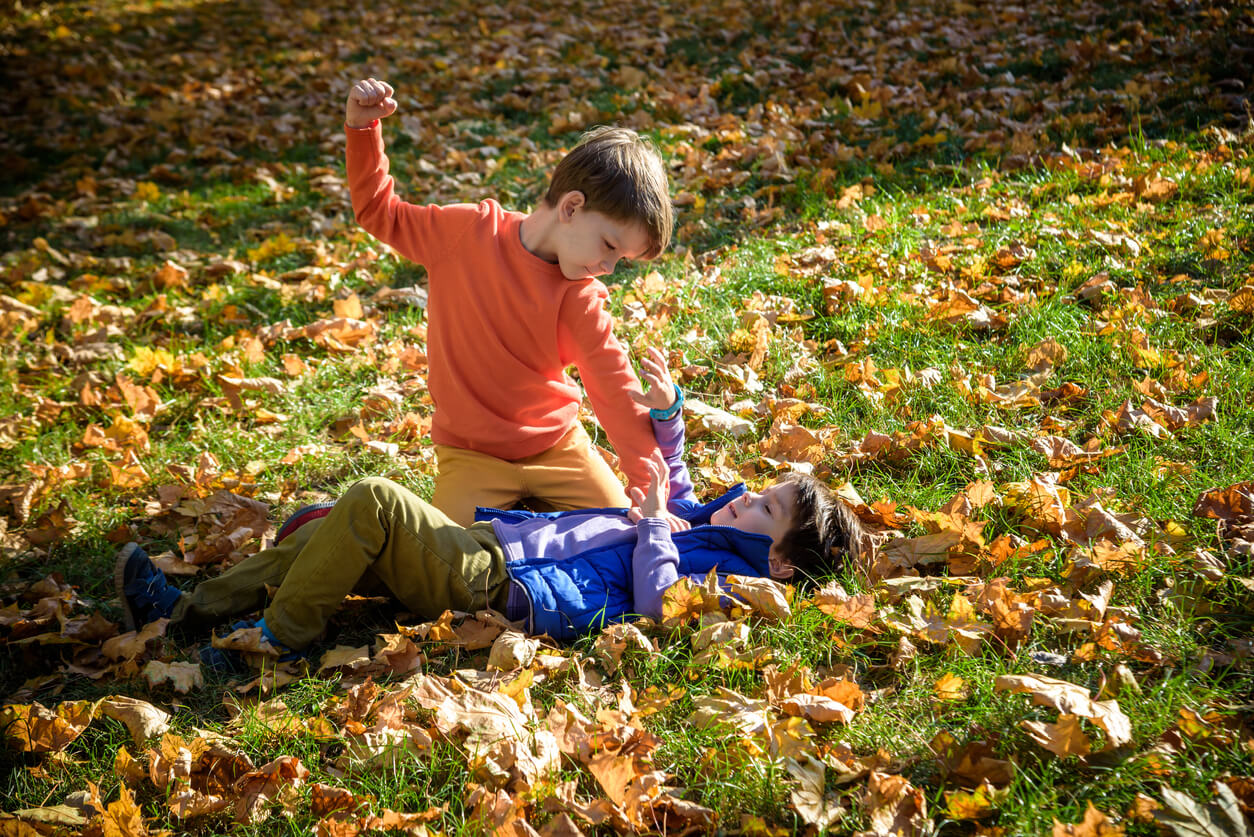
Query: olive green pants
[[169, 477, 511, 649]]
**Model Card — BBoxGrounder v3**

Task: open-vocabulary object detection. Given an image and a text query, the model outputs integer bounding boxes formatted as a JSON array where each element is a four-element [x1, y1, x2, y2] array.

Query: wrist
[[648, 384, 684, 421], [345, 118, 378, 130]]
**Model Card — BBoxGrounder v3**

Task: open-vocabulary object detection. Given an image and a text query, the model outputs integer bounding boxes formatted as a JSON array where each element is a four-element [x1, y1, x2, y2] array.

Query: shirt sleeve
[[557, 285, 660, 495], [345, 123, 473, 268], [631, 517, 680, 620], [650, 414, 697, 508]]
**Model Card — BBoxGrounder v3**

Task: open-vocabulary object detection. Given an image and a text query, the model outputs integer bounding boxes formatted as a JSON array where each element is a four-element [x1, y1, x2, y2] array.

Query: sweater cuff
[[648, 385, 684, 421]]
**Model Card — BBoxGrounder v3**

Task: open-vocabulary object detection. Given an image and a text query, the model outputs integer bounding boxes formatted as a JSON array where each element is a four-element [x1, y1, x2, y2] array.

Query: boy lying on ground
[[115, 349, 864, 670]]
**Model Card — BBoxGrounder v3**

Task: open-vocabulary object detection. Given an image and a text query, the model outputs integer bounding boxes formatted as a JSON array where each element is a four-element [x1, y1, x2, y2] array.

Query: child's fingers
[[640, 351, 666, 375], [638, 369, 663, 395], [667, 513, 691, 532], [352, 78, 393, 105]]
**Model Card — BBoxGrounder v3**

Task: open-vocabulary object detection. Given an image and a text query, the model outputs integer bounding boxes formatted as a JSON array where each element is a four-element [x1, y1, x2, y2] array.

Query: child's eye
[[604, 240, 616, 251]]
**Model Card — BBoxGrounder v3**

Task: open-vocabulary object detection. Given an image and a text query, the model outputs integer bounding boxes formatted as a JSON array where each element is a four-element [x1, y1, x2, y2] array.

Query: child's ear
[[558, 190, 586, 220], [768, 549, 795, 580]]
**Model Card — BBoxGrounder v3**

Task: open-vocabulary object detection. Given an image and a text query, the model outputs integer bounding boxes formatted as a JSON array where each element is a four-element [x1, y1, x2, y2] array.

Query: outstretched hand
[[629, 346, 678, 413], [346, 78, 398, 129], [627, 450, 691, 533]]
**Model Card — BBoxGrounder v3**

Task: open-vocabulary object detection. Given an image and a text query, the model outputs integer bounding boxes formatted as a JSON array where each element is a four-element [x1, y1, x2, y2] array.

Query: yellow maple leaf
[[134, 181, 160, 202]]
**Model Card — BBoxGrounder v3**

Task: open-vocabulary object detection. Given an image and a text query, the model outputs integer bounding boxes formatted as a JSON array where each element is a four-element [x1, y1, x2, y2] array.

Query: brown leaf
[[487, 630, 540, 671], [142, 660, 203, 693], [100, 784, 149, 837], [371, 633, 423, 675], [1, 700, 95, 753], [724, 574, 791, 620], [862, 771, 929, 836], [1053, 802, 1125, 835], [994, 674, 1132, 748], [1193, 481, 1254, 525], [592, 622, 655, 675], [1022, 714, 1093, 757], [1153, 783, 1251, 837], [316, 645, 373, 674], [1025, 338, 1068, 372], [233, 755, 309, 824], [812, 582, 876, 628], [168, 789, 231, 820], [933, 673, 969, 702], [931, 731, 1015, 788], [786, 754, 846, 829], [434, 686, 532, 748], [308, 782, 371, 817], [945, 780, 1009, 820], [98, 696, 171, 747], [689, 687, 771, 737]]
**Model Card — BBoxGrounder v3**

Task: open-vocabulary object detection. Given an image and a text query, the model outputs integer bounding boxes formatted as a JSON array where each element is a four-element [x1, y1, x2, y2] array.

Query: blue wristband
[[649, 384, 684, 421]]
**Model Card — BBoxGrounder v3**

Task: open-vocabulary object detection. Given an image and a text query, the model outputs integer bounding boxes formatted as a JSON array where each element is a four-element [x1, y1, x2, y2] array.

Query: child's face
[[708, 482, 801, 578], [555, 195, 651, 280]]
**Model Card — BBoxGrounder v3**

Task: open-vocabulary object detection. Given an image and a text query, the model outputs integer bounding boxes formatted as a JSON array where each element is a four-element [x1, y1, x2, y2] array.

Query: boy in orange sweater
[[344, 78, 674, 526]]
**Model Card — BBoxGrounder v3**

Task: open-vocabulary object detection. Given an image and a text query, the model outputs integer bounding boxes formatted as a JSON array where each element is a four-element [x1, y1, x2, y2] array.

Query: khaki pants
[[432, 423, 630, 527], [170, 477, 510, 649]]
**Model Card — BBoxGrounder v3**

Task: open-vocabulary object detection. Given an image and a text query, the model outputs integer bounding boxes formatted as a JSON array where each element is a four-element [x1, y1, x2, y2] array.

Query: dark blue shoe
[[199, 617, 307, 673], [114, 542, 182, 632]]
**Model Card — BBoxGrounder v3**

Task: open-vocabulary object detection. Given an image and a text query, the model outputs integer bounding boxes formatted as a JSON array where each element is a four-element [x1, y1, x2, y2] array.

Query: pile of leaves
[[2, 0, 1253, 833]]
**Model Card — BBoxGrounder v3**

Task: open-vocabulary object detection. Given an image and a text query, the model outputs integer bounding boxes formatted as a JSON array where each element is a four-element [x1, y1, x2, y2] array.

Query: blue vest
[[475, 485, 773, 641]]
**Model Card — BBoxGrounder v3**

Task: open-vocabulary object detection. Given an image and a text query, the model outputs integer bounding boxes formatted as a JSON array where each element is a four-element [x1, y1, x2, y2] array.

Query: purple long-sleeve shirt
[[490, 414, 695, 619]]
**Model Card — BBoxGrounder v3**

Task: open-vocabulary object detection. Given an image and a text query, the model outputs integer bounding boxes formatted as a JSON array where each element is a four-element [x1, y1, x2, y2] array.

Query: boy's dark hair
[[544, 125, 673, 259], [774, 472, 865, 579]]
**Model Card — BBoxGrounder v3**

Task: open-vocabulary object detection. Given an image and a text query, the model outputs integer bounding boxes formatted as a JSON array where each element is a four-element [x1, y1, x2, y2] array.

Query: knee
[[341, 476, 400, 510]]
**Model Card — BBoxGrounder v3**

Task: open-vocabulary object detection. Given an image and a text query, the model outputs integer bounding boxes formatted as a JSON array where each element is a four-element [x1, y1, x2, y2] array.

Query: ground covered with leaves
[[1, 0, 1253, 834]]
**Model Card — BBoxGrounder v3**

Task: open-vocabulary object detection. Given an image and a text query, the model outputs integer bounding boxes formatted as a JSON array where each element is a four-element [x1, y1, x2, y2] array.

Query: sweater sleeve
[[651, 414, 697, 507], [631, 517, 680, 620], [345, 123, 471, 268], [557, 286, 659, 495]]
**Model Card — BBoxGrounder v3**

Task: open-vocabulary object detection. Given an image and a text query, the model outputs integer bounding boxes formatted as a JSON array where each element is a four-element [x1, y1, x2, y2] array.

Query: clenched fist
[[345, 78, 397, 129]]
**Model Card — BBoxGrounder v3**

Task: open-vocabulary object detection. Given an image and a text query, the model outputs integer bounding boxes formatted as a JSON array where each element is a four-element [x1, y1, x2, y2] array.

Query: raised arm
[[631, 346, 696, 508], [344, 78, 470, 267], [629, 453, 681, 619]]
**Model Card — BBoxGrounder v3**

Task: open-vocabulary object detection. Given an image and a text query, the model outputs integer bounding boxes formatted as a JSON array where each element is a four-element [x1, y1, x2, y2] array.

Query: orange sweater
[[346, 123, 658, 494]]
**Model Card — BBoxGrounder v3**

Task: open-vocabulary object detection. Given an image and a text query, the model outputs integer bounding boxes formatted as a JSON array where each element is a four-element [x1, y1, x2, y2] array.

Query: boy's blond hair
[[544, 126, 673, 259]]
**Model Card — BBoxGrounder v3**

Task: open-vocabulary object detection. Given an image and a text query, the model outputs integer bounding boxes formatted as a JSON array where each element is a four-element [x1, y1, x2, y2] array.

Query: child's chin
[[560, 263, 594, 281]]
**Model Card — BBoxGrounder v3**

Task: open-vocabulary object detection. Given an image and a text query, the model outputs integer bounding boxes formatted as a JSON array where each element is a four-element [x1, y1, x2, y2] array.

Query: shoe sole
[[275, 502, 336, 544], [113, 541, 144, 633]]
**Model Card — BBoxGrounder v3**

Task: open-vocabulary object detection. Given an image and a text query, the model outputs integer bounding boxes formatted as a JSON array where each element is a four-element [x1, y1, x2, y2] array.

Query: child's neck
[[519, 205, 560, 263]]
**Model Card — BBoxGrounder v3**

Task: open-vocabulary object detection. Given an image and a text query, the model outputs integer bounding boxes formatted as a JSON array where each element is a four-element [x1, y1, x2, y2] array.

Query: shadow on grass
[[1, 0, 1249, 215]]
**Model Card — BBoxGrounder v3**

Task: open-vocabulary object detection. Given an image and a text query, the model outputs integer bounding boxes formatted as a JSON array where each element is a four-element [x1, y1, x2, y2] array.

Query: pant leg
[[431, 444, 527, 526], [169, 517, 322, 633], [263, 476, 510, 649], [520, 423, 631, 511]]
